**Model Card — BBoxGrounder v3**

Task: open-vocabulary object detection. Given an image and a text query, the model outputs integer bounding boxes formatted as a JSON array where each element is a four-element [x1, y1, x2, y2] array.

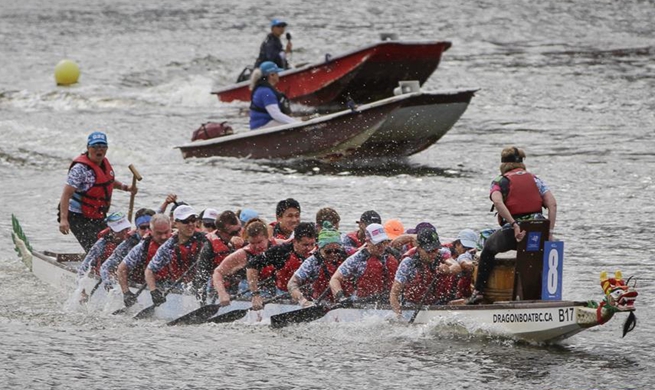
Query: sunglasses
[[228, 228, 241, 237], [90, 144, 108, 149], [138, 225, 150, 230], [323, 248, 342, 255], [178, 217, 197, 225]]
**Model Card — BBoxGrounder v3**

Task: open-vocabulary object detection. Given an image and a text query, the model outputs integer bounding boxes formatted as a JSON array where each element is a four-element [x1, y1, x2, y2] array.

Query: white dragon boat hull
[[10, 218, 637, 344]]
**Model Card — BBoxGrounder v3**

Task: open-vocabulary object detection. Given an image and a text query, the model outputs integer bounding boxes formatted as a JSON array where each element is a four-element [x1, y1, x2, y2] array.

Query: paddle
[[133, 254, 202, 320], [111, 283, 148, 315], [166, 276, 275, 326], [126, 164, 142, 222], [285, 32, 292, 65], [205, 292, 290, 324], [269, 286, 332, 329]]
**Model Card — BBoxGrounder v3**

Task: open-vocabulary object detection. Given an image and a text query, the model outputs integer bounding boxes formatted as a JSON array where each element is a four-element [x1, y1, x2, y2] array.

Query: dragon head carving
[[600, 270, 638, 312]]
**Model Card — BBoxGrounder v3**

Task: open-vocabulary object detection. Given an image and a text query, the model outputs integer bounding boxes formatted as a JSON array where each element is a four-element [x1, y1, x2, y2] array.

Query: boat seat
[[513, 219, 550, 301]]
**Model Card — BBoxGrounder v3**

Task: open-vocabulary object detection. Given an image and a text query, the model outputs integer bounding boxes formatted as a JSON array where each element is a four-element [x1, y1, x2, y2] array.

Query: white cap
[[173, 205, 197, 221], [457, 229, 479, 249], [202, 208, 219, 223], [106, 212, 131, 232], [365, 223, 390, 244]]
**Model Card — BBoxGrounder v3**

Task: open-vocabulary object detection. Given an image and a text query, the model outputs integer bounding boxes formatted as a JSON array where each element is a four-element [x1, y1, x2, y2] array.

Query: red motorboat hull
[[212, 40, 451, 109]]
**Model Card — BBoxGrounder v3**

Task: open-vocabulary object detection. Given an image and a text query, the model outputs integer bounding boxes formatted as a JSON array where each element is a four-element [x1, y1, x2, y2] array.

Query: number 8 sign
[[542, 241, 564, 300]]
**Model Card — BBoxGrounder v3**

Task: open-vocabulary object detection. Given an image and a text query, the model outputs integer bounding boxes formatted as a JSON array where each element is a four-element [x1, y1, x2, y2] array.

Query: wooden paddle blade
[[167, 305, 221, 326], [133, 305, 156, 320], [270, 305, 328, 329], [206, 308, 248, 324]]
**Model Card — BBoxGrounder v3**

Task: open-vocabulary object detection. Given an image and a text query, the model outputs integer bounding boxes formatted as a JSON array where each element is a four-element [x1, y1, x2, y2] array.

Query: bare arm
[[212, 251, 247, 306], [389, 281, 404, 317], [329, 270, 345, 298], [542, 191, 557, 239], [59, 185, 76, 234], [287, 275, 305, 303], [144, 268, 157, 292]]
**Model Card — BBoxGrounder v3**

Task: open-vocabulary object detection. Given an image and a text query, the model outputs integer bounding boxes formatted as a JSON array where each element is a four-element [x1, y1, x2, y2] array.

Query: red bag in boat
[[191, 122, 234, 142]]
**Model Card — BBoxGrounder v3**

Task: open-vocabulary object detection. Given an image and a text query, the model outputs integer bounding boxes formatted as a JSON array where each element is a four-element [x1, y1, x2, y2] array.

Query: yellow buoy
[[54, 59, 80, 86]]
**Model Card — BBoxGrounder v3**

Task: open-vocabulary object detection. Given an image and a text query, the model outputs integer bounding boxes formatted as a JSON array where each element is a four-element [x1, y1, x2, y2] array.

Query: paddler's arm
[[58, 184, 76, 235], [329, 270, 346, 300], [542, 191, 557, 240], [144, 268, 157, 292], [245, 267, 263, 310], [212, 251, 247, 306], [389, 281, 404, 318], [117, 261, 130, 293], [112, 180, 137, 194]]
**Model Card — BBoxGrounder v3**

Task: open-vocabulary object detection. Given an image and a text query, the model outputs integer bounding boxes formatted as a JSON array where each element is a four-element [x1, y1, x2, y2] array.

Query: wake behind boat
[[10, 216, 638, 343], [212, 40, 452, 109], [178, 87, 477, 161]]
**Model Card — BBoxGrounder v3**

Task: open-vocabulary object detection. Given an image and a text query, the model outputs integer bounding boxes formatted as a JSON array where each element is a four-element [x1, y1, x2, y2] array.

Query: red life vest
[[128, 235, 162, 284], [89, 228, 119, 276], [156, 232, 204, 283], [501, 169, 543, 223], [274, 250, 304, 291], [205, 232, 233, 267], [348, 253, 398, 299], [69, 154, 115, 219], [270, 222, 291, 240], [402, 253, 456, 304], [345, 231, 363, 255], [311, 255, 348, 302]]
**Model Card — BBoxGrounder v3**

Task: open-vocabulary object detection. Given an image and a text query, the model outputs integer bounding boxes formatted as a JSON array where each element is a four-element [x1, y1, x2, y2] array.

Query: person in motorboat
[[117, 213, 172, 308], [212, 218, 275, 307], [249, 61, 299, 130], [198, 208, 219, 233], [269, 198, 302, 243], [254, 19, 292, 70], [315, 207, 341, 234], [329, 223, 400, 305], [99, 208, 155, 289], [288, 221, 347, 307], [390, 229, 462, 319], [144, 205, 208, 307], [77, 211, 132, 279], [58, 131, 137, 252], [342, 210, 383, 255], [246, 222, 317, 310], [469, 146, 558, 304], [192, 210, 244, 303]]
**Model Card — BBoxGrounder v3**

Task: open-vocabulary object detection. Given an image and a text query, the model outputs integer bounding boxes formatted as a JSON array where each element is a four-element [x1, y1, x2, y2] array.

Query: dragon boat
[[10, 215, 638, 343]]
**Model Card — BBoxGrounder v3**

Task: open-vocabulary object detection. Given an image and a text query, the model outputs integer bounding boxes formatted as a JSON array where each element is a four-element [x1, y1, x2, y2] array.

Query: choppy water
[[1, 0, 654, 389]]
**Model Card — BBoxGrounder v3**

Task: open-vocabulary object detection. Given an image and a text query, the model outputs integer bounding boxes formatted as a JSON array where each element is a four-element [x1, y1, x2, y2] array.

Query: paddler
[[192, 210, 244, 303], [212, 218, 274, 307], [58, 131, 137, 252], [389, 228, 461, 319], [342, 210, 382, 255], [288, 221, 347, 307], [268, 198, 301, 243], [329, 223, 400, 305], [144, 205, 208, 307], [77, 211, 132, 279], [99, 208, 155, 289], [469, 146, 557, 304], [117, 213, 172, 308], [254, 19, 292, 70], [249, 61, 299, 130], [245, 222, 317, 310]]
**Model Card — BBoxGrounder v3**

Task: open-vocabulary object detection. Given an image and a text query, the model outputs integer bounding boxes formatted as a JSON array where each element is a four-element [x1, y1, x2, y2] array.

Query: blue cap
[[239, 208, 259, 224], [260, 61, 284, 76], [271, 19, 287, 27], [87, 131, 108, 146]]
